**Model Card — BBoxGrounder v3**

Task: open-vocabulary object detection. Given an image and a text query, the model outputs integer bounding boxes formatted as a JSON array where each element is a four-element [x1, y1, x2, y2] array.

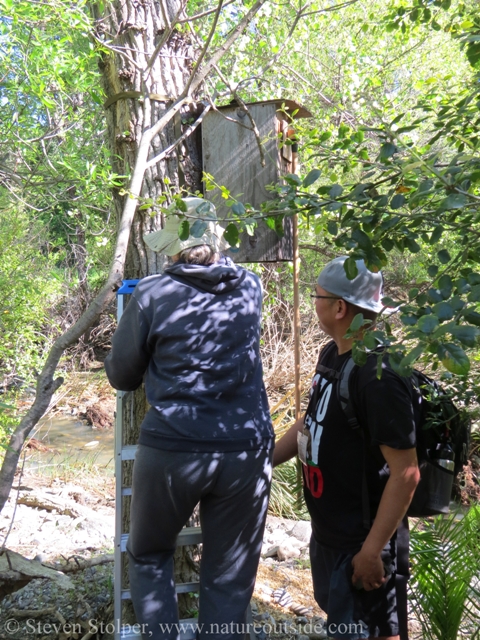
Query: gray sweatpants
[[126, 445, 273, 640]]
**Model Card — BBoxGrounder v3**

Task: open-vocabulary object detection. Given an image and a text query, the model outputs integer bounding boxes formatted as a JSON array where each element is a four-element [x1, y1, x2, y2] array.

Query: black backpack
[[316, 342, 471, 520]]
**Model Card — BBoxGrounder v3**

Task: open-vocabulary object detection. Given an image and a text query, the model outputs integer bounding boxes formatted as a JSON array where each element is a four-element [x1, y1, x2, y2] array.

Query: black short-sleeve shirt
[[302, 341, 416, 551]]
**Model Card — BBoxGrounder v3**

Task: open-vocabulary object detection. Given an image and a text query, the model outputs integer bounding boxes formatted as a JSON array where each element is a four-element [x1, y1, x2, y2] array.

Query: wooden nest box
[[202, 99, 312, 263]]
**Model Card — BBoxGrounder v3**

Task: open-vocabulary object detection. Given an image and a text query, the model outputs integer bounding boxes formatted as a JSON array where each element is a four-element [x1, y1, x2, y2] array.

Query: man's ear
[[334, 299, 350, 320]]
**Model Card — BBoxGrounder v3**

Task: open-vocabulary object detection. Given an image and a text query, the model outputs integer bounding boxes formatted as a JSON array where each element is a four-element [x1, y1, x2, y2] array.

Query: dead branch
[[46, 553, 114, 573]]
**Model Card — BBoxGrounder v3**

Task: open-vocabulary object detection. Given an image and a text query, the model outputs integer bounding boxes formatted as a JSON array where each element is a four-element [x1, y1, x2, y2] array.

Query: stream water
[[26, 416, 114, 474]]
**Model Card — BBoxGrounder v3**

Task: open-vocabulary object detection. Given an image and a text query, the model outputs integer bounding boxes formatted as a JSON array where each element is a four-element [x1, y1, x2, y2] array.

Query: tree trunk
[[91, 0, 203, 618]]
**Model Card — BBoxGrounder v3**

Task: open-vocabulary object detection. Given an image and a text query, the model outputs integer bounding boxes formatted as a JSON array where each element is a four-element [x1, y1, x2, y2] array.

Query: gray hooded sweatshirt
[[104, 256, 274, 452]]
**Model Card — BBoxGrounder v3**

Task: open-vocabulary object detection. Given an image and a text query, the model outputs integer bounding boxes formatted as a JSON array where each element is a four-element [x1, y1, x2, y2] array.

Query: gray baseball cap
[[317, 256, 384, 313]]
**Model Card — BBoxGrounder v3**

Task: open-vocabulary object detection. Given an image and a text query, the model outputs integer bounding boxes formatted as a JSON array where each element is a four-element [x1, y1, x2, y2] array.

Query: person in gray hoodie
[[104, 198, 274, 640]]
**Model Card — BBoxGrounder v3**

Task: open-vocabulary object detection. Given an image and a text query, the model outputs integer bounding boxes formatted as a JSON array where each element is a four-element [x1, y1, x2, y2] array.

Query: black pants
[[310, 519, 410, 640], [127, 445, 273, 640]]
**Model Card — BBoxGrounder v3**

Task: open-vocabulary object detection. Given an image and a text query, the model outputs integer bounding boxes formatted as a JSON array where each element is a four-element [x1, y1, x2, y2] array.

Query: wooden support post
[[291, 145, 302, 504]]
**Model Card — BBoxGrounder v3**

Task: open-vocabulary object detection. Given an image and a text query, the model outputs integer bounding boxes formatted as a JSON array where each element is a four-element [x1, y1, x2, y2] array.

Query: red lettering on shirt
[[303, 463, 323, 498]]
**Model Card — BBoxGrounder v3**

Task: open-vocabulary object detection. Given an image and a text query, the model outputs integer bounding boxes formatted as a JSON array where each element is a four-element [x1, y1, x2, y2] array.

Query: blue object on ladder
[[117, 279, 140, 296]]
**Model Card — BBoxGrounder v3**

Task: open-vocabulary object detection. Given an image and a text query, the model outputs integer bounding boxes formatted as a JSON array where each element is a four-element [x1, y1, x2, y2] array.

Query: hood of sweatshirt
[[164, 255, 246, 294]]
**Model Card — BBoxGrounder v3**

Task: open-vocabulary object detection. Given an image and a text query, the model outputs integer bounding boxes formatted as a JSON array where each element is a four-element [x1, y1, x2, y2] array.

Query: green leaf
[[401, 314, 418, 326], [433, 302, 454, 321], [224, 223, 239, 247], [438, 274, 453, 298], [176, 198, 188, 213], [350, 183, 370, 199], [178, 220, 189, 241], [349, 313, 364, 333], [327, 221, 338, 236], [344, 257, 358, 280], [429, 225, 443, 244], [401, 343, 425, 366], [380, 142, 397, 160], [437, 249, 451, 264], [352, 343, 368, 366], [468, 284, 480, 302], [463, 310, 480, 326], [427, 265, 439, 278], [417, 314, 440, 334], [302, 169, 322, 188], [408, 288, 419, 301], [363, 331, 378, 350], [410, 7, 420, 21], [265, 217, 276, 231], [390, 194, 406, 209], [329, 184, 343, 198], [190, 220, 207, 238], [440, 193, 467, 210], [418, 179, 434, 193], [196, 201, 213, 215], [231, 202, 246, 216], [468, 273, 480, 286], [427, 288, 443, 303], [352, 228, 373, 250], [441, 342, 470, 375], [450, 325, 479, 348], [284, 173, 302, 187], [405, 237, 421, 253]]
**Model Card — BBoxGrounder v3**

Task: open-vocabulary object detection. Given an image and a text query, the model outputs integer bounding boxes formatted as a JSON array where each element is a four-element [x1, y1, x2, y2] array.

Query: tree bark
[[92, 0, 203, 615]]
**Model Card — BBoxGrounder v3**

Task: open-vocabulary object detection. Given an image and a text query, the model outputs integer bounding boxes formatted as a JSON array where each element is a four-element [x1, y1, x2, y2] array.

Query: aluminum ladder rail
[[113, 280, 202, 640]]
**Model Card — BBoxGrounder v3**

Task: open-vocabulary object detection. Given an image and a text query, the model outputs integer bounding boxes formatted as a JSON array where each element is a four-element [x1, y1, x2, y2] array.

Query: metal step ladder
[[112, 280, 255, 640], [113, 280, 202, 640]]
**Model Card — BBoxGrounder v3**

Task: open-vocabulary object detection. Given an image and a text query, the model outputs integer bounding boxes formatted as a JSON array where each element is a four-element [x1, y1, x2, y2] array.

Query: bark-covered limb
[[183, 0, 224, 96], [146, 102, 212, 168], [178, 0, 236, 24], [47, 553, 115, 573]]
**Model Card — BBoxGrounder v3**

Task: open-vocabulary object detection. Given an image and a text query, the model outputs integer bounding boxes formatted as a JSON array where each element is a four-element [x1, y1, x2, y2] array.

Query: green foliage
[[270, 459, 309, 520], [0, 205, 61, 383], [0, 396, 17, 452], [409, 507, 480, 639], [0, 0, 117, 291]]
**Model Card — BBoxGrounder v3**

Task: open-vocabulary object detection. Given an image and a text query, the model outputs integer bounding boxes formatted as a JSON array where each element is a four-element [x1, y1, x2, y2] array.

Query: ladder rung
[[118, 618, 198, 640], [120, 527, 202, 552], [121, 581, 199, 601], [120, 445, 138, 460]]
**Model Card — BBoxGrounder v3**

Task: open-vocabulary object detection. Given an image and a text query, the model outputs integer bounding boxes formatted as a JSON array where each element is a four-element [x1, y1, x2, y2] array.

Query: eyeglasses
[[310, 294, 339, 300]]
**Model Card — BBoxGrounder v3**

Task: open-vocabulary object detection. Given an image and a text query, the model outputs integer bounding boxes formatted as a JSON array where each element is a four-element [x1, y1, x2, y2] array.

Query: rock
[[277, 543, 301, 562], [263, 545, 280, 558], [288, 536, 307, 549], [289, 520, 311, 543]]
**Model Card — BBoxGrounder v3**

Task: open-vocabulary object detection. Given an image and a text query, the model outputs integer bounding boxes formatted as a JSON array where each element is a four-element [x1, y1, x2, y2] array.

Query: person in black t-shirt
[[274, 257, 420, 640]]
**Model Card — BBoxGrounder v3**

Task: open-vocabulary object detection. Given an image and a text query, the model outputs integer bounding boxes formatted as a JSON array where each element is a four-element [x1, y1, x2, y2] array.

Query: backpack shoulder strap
[[338, 356, 360, 429], [315, 340, 341, 379], [337, 352, 375, 531]]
